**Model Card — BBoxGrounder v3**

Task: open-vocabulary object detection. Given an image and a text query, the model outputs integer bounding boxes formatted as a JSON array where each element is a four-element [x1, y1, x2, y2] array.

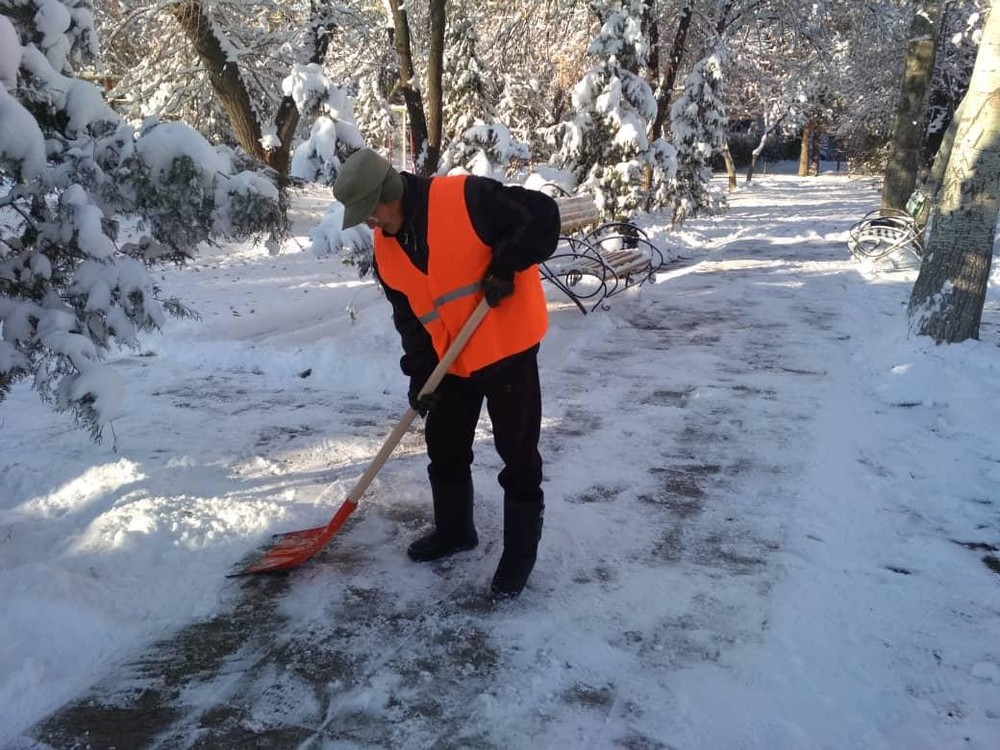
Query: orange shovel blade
[[234, 499, 357, 575]]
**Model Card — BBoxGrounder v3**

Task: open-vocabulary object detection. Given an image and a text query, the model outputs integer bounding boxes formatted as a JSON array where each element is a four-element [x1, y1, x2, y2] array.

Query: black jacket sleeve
[[463, 177, 560, 276]]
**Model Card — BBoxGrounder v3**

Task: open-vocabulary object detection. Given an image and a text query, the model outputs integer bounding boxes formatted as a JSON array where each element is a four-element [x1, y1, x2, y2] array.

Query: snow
[[0, 87, 45, 180], [282, 62, 329, 115], [62, 77, 116, 135], [0, 15, 19, 90], [2, 171, 1000, 748], [18, 46, 118, 135], [288, 87, 364, 183], [135, 120, 230, 185], [32, 0, 72, 70], [62, 184, 115, 258]]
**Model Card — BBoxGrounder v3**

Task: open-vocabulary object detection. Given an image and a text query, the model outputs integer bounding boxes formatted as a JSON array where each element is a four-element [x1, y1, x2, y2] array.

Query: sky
[[1, 168, 999, 749]]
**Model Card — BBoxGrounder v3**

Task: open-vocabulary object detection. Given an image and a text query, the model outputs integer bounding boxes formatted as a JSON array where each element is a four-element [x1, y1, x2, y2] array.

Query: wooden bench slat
[[555, 196, 600, 228]]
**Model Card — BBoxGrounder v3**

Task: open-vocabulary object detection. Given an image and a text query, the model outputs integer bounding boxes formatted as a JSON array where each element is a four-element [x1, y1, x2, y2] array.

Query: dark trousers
[[424, 349, 543, 503]]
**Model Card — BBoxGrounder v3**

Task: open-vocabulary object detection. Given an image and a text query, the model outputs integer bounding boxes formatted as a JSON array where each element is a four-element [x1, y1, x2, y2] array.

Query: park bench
[[846, 189, 927, 270], [542, 191, 665, 314]]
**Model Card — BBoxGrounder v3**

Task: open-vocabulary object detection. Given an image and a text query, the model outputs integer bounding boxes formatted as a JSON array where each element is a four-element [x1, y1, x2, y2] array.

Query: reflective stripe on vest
[[415, 281, 484, 325], [374, 175, 548, 377]]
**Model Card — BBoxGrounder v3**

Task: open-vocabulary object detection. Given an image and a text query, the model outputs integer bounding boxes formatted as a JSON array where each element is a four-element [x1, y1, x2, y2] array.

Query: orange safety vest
[[374, 175, 548, 377]]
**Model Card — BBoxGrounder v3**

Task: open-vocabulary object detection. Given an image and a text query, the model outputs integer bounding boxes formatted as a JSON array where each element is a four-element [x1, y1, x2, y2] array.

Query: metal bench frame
[[542, 191, 664, 313], [847, 190, 928, 267]]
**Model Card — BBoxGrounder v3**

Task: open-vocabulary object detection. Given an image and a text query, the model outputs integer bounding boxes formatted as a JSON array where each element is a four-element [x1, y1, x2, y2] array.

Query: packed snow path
[[7, 175, 999, 748]]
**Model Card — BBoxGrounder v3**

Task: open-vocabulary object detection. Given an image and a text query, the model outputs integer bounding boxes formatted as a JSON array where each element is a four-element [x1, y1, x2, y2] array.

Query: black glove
[[408, 378, 439, 417], [482, 263, 515, 308]]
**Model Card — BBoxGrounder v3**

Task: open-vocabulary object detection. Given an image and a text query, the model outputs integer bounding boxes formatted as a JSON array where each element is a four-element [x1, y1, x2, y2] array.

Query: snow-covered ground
[[2, 172, 999, 748]]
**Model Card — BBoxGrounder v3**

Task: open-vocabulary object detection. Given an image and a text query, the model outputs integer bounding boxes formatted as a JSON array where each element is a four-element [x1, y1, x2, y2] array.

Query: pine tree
[[497, 73, 550, 162], [552, 0, 675, 219], [668, 52, 727, 224], [0, 3, 285, 440], [442, 13, 494, 140], [437, 9, 529, 178]]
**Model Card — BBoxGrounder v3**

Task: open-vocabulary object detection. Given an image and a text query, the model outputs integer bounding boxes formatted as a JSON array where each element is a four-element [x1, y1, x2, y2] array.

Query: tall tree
[[168, 1, 265, 160], [881, 0, 945, 210], [425, 0, 446, 173], [709, 0, 737, 189], [908, 2, 1000, 343], [768, 0, 912, 178], [745, 109, 787, 183], [922, 0, 988, 194], [719, 0, 836, 182]]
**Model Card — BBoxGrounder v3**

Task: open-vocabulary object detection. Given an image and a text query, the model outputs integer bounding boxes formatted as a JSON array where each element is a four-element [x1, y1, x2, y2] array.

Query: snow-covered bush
[[132, 120, 285, 252], [0, 2, 285, 440]]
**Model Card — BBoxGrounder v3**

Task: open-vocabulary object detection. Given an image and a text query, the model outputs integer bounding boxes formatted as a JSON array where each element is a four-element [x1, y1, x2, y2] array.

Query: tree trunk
[[641, 0, 661, 197], [811, 128, 821, 175], [387, 0, 430, 174], [924, 94, 965, 200], [746, 151, 761, 183], [721, 139, 737, 190], [645, 0, 660, 92], [424, 0, 445, 174], [651, 0, 693, 140], [170, 1, 264, 161], [881, 0, 945, 210], [908, 5, 1000, 343], [798, 121, 813, 176], [746, 111, 786, 183]]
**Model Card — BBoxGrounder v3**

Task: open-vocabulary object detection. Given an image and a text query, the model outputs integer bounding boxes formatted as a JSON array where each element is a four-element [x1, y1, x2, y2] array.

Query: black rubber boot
[[490, 496, 544, 599], [407, 478, 478, 562]]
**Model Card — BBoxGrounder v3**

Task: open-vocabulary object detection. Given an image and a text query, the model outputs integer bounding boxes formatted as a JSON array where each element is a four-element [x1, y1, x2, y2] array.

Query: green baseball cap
[[332, 148, 403, 229]]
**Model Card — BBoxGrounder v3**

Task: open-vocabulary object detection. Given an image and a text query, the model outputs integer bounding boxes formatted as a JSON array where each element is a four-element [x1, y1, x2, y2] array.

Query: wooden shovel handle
[[341, 298, 490, 508]]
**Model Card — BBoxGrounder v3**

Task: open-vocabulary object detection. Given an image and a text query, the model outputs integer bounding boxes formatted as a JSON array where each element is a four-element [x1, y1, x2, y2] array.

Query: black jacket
[[373, 173, 559, 383]]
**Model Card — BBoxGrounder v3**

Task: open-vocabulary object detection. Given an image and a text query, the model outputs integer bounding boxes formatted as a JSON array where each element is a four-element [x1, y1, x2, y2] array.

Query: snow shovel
[[234, 297, 491, 575]]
